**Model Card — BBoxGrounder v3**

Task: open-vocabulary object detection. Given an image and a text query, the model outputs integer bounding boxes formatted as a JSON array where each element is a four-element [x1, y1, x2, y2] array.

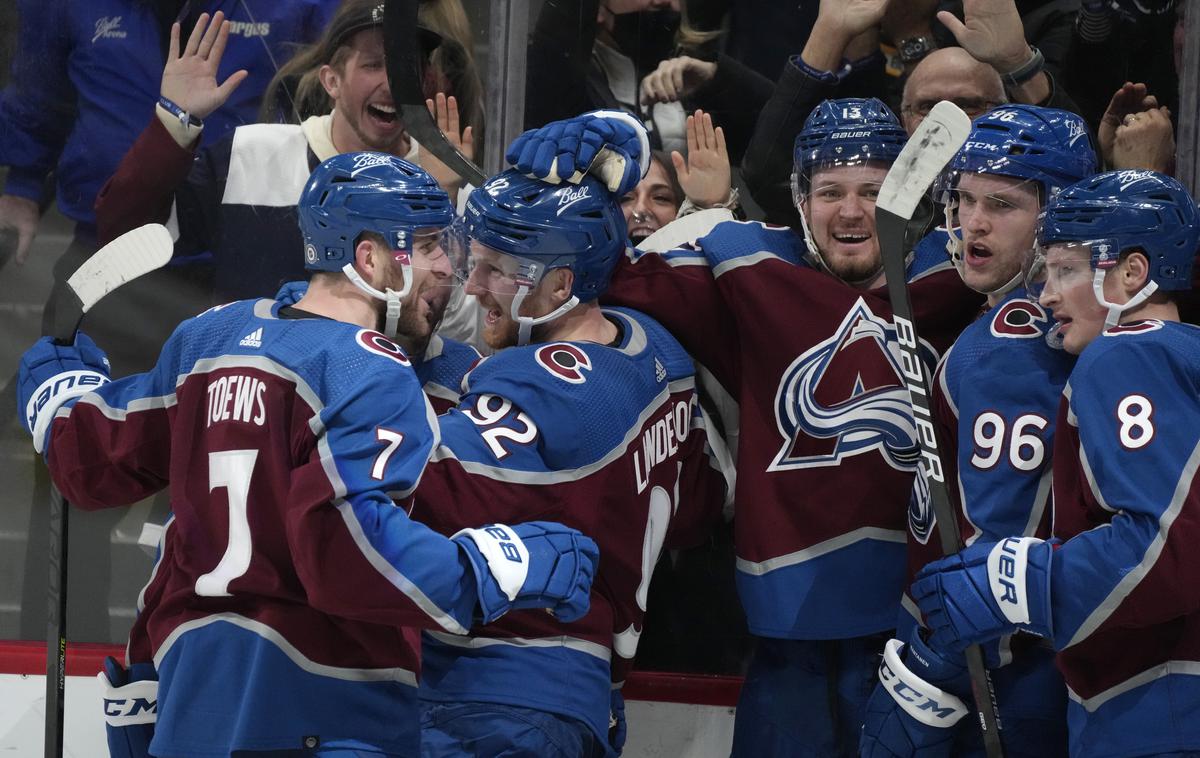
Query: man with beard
[[15, 152, 598, 758], [409, 168, 728, 756], [94, 0, 471, 306], [507, 99, 981, 756]]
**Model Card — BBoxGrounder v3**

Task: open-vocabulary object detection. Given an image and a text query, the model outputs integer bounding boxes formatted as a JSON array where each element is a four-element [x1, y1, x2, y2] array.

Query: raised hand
[[1098, 82, 1163, 167], [815, 0, 894, 42], [937, 0, 1030, 72], [160, 12, 248, 121], [672, 110, 732, 209], [640, 56, 717, 105], [1112, 106, 1175, 174], [421, 93, 475, 198]]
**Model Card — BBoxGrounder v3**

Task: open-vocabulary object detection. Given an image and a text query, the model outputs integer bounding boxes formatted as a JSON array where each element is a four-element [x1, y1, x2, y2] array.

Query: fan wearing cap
[[93, 0, 475, 307]]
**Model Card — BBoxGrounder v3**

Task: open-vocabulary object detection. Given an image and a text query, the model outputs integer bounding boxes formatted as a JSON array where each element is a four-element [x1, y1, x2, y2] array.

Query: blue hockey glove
[[860, 628, 970, 758], [274, 279, 308, 306], [99, 656, 158, 758], [506, 110, 650, 196], [18, 332, 111, 455], [912, 537, 1053, 653], [453, 521, 599, 624], [609, 688, 627, 754]]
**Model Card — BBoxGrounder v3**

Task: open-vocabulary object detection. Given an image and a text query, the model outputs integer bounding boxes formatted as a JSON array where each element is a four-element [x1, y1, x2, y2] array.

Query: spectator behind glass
[[623, 152, 682, 245], [0, 0, 338, 271], [95, 3, 476, 308], [261, 0, 484, 144], [899, 47, 1007, 133], [620, 110, 738, 245]]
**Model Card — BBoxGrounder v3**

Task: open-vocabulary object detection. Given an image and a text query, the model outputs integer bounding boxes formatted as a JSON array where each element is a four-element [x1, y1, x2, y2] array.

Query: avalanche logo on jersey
[[908, 465, 936, 544], [769, 298, 924, 472], [990, 299, 1049, 340], [535, 343, 592, 384]]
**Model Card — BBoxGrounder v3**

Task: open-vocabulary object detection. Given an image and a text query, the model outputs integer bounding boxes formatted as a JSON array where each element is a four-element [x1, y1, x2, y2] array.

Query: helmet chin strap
[[1091, 267, 1158, 330], [796, 208, 883, 289], [944, 201, 1025, 299], [510, 285, 580, 346], [341, 261, 413, 339]]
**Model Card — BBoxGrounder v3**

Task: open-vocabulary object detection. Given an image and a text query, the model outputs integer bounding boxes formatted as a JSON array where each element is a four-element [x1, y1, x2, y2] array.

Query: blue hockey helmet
[[939, 105, 1097, 204], [1031, 170, 1199, 331], [1038, 170, 1199, 291], [298, 151, 454, 273], [463, 168, 627, 303], [791, 97, 907, 198]]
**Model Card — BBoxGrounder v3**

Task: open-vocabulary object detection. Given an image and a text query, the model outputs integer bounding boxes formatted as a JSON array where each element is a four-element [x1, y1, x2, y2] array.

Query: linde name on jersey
[[633, 396, 694, 493], [206, 375, 267, 428]]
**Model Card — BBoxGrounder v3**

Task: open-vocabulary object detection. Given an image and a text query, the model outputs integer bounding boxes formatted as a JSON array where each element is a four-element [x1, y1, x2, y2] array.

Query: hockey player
[[912, 170, 1200, 758], [409, 168, 728, 757], [506, 101, 983, 755], [859, 105, 1098, 757], [17, 153, 598, 758]]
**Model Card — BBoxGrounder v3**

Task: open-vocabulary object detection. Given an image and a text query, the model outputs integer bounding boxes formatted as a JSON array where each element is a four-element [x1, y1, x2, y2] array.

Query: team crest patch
[[769, 298, 928, 472], [356, 329, 411, 366], [990, 299, 1048, 339], [535, 343, 592, 384]]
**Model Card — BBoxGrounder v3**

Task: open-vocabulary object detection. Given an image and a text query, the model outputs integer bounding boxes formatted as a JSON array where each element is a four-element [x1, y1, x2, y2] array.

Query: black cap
[[327, 1, 443, 55]]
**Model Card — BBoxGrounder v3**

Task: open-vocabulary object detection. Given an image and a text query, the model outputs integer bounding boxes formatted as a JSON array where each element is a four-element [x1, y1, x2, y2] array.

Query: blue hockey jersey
[[1049, 320, 1200, 758], [411, 307, 728, 746], [905, 289, 1074, 612], [43, 298, 486, 757]]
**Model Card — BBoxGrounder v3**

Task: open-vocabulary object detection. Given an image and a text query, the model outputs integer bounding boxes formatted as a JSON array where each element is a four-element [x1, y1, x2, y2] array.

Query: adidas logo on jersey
[[239, 328, 263, 348], [654, 358, 666, 383]]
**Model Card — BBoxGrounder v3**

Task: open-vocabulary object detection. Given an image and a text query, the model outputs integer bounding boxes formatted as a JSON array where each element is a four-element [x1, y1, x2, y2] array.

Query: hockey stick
[[383, 0, 486, 187], [42, 223, 173, 758], [876, 102, 1006, 758]]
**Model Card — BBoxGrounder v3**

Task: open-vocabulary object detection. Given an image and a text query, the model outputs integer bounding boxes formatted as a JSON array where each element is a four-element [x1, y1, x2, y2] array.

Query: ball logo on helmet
[[351, 152, 395, 173]]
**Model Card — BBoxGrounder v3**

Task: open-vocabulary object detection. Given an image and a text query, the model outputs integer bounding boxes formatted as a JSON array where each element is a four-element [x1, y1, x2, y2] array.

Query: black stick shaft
[[877, 208, 1005, 758], [43, 300, 83, 758]]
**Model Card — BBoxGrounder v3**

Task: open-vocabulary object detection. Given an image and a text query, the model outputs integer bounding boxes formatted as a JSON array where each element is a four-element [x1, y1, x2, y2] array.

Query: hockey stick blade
[[50, 224, 174, 342], [43, 222, 172, 758], [384, 0, 486, 187], [877, 103, 1007, 758], [878, 101, 971, 221]]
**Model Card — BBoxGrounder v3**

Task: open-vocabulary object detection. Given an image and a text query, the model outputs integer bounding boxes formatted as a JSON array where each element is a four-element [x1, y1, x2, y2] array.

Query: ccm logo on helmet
[[535, 343, 592, 384], [356, 329, 411, 366]]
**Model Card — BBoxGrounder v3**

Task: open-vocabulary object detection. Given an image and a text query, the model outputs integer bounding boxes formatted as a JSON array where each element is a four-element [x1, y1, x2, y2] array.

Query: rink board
[[0, 641, 738, 757]]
